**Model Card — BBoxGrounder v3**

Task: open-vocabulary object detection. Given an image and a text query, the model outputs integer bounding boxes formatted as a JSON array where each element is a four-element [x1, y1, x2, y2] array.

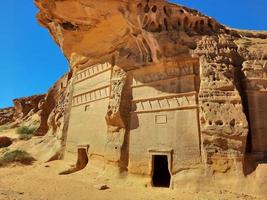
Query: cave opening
[[152, 155, 171, 188]]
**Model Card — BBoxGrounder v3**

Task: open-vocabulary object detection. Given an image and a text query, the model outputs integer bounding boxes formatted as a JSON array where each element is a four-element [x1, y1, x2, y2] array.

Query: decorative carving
[[132, 63, 197, 87], [132, 93, 197, 113], [74, 62, 112, 83], [72, 85, 110, 107], [106, 66, 127, 128]]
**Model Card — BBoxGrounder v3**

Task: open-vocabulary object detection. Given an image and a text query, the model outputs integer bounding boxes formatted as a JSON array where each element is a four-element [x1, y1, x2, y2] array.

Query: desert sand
[[0, 163, 264, 200]]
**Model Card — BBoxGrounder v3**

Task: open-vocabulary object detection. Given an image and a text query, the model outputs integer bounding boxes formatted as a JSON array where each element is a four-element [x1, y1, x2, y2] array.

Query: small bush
[[16, 126, 36, 140], [0, 150, 35, 167], [16, 126, 36, 135]]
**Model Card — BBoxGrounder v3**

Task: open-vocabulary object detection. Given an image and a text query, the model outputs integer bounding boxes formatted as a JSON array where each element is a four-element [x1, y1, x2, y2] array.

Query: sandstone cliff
[[1, 0, 267, 196], [0, 107, 15, 126], [0, 95, 45, 126], [34, 0, 267, 171]]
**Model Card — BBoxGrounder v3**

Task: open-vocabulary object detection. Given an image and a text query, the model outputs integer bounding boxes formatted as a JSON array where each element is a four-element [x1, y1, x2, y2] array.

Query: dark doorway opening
[[59, 146, 89, 175], [152, 155, 171, 187]]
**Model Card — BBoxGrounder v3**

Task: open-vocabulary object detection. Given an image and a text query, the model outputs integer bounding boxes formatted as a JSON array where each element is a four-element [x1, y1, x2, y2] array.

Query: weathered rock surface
[[35, 0, 226, 70], [13, 95, 45, 120], [35, 73, 71, 137], [0, 107, 15, 125], [0, 73, 72, 161], [1, 0, 267, 196], [0, 95, 45, 127]]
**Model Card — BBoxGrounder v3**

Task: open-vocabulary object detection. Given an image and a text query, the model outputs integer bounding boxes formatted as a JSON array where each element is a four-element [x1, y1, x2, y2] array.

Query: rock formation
[[0, 95, 45, 126], [0, 107, 15, 125], [1, 0, 267, 196]]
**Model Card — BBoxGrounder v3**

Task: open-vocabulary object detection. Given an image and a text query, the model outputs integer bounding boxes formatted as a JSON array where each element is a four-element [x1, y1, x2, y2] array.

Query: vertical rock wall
[[194, 35, 248, 173]]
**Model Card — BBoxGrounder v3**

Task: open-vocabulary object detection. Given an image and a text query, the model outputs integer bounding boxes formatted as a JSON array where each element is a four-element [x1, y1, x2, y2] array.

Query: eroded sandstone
[[1, 0, 267, 196], [33, 0, 267, 192]]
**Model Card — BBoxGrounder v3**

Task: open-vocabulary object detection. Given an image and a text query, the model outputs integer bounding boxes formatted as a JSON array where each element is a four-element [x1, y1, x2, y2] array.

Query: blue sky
[[0, 0, 266, 108]]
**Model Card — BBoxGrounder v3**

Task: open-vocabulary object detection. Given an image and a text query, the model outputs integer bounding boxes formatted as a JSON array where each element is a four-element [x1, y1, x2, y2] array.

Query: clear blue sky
[[0, 0, 266, 108]]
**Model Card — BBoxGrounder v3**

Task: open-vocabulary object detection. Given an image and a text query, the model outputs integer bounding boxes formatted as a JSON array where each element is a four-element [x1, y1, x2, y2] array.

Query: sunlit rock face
[[1, 0, 266, 194], [35, 0, 226, 70]]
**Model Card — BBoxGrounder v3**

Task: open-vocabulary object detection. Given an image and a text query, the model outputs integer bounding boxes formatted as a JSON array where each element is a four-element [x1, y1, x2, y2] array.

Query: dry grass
[[16, 126, 36, 140], [0, 150, 35, 167]]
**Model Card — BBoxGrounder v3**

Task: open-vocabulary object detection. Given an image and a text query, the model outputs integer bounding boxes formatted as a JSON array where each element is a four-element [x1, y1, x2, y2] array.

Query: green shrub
[[16, 126, 36, 135], [0, 150, 35, 167]]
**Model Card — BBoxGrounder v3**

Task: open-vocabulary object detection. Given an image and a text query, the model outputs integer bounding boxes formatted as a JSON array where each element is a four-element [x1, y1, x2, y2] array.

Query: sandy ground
[[0, 128, 19, 139], [0, 160, 265, 200], [0, 128, 266, 200]]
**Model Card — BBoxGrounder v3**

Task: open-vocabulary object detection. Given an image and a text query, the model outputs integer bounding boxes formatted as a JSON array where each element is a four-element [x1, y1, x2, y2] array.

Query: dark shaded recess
[[61, 22, 78, 31], [234, 60, 251, 153], [183, 17, 189, 29], [59, 148, 89, 175], [120, 129, 130, 172], [215, 120, 223, 126], [137, 3, 142, 9], [164, 18, 169, 31], [119, 78, 133, 171], [195, 20, 199, 30], [200, 20, 205, 33], [142, 38, 153, 62], [232, 53, 253, 175], [177, 20, 181, 27], [207, 19, 214, 30], [163, 6, 172, 17], [163, 6, 167, 15], [152, 5, 157, 13], [118, 6, 126, 15], [152, 155, 171, 188], [144, 4, 150, 13]]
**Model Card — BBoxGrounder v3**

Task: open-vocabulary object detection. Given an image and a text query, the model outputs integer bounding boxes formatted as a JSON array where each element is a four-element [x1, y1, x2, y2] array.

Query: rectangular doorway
[[152, 155, 171, 187]]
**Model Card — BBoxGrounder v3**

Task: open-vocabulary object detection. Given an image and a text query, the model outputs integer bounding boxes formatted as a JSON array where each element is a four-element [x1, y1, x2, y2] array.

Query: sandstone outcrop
[[0, 95, 45, 126], [0, 107, 15, 125], [13, 95, 45, 121], [1, 0, 267, 196], [0, 74, 72, 161], [35, 73, 71, 137], [33, 0, 267, 191]]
